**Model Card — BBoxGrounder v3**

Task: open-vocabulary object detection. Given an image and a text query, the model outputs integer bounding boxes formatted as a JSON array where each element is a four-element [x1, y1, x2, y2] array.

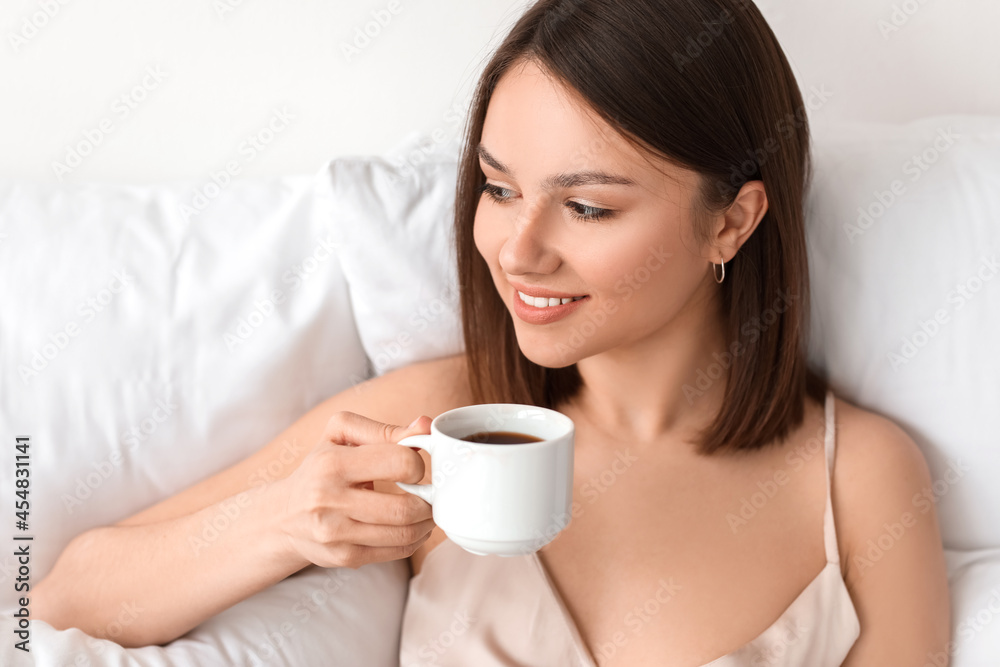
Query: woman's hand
[[273, 411, 435, 569]]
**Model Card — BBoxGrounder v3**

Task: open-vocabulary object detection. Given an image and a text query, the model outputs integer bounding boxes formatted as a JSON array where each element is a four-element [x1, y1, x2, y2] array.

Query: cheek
[[592, 234, 692, 310]]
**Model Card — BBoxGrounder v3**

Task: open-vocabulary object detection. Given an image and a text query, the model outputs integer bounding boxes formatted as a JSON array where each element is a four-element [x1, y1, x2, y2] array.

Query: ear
[[708, 180, 769, 263]]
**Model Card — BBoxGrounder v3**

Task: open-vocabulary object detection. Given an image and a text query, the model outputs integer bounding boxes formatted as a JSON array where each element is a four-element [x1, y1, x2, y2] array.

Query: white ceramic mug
[[396, 403, 575, 556]]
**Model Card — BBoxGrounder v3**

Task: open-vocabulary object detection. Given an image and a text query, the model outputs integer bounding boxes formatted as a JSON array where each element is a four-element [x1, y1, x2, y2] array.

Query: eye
[[478, 183, 615, 222], [566, 201, 613, 222], [478, 183, 515, 204]]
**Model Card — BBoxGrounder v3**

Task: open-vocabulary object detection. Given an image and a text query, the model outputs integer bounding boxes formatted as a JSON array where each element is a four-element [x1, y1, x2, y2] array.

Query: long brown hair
[[454, 0, 828, 456]]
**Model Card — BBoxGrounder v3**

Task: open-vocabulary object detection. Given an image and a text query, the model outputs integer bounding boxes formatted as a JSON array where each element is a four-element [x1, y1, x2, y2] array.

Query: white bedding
[[0, 170, 406, 666]]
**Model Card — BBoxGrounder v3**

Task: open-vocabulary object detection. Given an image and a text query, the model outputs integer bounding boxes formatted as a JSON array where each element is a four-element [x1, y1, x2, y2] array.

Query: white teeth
[[518, 291, 585, 308]]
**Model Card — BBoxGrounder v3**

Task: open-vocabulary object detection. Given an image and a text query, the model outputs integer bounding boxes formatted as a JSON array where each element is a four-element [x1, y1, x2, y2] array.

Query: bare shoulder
[[831, 395, 932, 484], [826, 402, 951, 661], [827, 395, 941, 579]]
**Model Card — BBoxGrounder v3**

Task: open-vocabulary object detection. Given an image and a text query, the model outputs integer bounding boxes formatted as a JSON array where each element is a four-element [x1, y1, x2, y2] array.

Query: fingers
[[338, 442, 428, 485], [340, 517, 436, 548], [342, 486, 433, 525], [318, 411, 430, 485], [338, 537, 434, 569], [322, 410, 429, 448]]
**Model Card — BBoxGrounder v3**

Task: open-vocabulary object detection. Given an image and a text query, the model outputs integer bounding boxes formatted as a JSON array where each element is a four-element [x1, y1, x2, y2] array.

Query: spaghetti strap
[[822, 389, 841, 564]]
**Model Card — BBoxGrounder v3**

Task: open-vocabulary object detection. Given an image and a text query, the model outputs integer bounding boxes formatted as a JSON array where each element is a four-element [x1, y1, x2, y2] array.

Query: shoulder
[[827, 395, 942, 581], [831, 395, 932, 490], [824, 403, 952, 661]]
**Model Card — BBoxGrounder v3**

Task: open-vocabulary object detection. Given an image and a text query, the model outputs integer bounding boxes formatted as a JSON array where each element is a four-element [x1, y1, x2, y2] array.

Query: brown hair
[[454, 0, 828, 456]]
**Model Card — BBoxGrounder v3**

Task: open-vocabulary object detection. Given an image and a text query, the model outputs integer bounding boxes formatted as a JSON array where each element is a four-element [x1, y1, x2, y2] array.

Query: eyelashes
[[477, 182, 614, 222]]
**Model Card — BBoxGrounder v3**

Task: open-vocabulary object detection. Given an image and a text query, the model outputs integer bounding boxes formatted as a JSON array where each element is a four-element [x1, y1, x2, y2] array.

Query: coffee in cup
[[459, 430, 544, 445]]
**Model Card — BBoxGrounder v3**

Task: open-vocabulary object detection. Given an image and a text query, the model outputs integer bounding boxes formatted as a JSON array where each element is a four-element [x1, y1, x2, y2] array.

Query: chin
[[515, 333, 583, 370]]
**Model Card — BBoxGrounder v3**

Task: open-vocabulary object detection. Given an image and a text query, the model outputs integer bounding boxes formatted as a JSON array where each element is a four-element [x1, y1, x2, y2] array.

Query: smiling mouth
[[517, 290, 588, 308]]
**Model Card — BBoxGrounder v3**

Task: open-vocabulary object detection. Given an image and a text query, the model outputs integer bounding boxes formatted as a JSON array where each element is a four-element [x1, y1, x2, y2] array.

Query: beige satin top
[[400, 389, 860, 666]]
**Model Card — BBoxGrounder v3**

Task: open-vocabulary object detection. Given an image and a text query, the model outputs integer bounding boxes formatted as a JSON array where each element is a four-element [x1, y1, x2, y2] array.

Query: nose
[[498, 197, 561, 276]]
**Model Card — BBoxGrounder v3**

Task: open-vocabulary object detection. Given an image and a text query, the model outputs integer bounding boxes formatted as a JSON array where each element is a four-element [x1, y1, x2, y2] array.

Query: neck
[[570, 289, 729, 449]]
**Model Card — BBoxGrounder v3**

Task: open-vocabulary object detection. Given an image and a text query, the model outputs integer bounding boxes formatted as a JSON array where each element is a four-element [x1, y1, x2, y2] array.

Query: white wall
[[756, 0, 1000, 125], [1, 0, 997, 184]]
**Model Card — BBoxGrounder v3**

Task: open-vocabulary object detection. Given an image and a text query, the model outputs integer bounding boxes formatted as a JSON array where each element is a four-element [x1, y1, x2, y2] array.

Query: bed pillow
[[0, 168, 408, 666], [319, 134, 465, 376], [9, 562, 407, 667], [806, 114, 1000, 551], [941, 547, 1000, 667]]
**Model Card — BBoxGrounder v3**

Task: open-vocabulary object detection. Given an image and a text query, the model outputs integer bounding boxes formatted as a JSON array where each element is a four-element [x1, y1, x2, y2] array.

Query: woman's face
[[473, 59, 721, 369]]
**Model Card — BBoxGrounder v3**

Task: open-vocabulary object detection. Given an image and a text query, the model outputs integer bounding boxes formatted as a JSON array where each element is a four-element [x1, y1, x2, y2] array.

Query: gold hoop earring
[[714, 255, 725, 284]]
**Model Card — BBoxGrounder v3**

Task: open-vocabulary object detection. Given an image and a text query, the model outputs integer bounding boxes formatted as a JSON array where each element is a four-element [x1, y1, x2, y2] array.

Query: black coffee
[[460, 430, 544, 445]]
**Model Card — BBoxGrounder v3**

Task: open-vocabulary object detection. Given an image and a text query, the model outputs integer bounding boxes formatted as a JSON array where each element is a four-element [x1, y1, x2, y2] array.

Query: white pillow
[[319, 135, 465, 376], [10, 562, 408, 667], [806, 114, 1000, 551], [0, 168, 408, 665], [943, 547, 1000, 667]]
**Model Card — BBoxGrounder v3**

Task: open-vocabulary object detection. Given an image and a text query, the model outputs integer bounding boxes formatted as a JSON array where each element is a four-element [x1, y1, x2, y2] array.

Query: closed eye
[[477, 183, 614, 222]]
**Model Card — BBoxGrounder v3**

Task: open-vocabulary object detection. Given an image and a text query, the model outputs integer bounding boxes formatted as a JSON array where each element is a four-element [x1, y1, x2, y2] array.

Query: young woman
[[35, 1, 951, 665]]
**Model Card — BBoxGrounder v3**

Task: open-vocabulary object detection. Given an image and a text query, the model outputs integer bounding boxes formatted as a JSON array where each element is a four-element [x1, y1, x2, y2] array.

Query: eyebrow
[[477, 143, 637, 189]]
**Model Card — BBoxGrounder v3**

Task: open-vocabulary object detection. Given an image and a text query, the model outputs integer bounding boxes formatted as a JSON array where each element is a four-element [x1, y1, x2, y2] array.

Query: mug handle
[[395, 434, 437, 504]]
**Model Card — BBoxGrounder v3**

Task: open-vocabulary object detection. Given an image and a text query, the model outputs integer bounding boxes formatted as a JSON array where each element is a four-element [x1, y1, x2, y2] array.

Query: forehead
[[481, 59, 695, 194]]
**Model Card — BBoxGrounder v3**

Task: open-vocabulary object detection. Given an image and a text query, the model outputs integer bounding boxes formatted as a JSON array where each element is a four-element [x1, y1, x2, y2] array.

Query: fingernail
[[407, 417, 421, 428]]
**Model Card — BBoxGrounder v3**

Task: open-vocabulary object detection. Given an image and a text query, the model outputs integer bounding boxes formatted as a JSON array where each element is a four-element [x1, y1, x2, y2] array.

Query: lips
[[511, 290, 590, 324], [508, 280, 587, 299]]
